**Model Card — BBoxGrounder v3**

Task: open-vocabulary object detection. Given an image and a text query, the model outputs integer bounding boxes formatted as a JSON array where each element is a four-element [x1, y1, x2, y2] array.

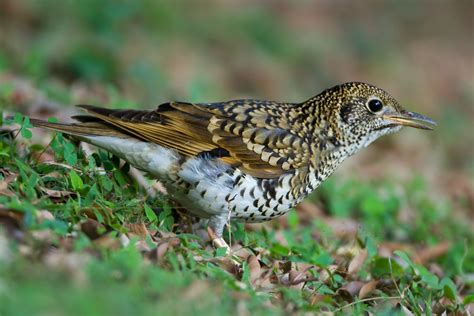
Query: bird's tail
[[30, 118, 128, 138]]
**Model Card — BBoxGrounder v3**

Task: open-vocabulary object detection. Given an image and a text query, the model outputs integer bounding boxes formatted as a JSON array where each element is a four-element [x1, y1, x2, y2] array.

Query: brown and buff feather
[[32, 100, 314, 178]]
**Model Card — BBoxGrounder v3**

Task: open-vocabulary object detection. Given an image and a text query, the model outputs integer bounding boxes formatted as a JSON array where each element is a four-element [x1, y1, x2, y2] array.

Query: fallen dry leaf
[[319, 265, 339, 283], [279, 272, 292, 286], [125, 222, 149, 240], [288, 270, 306, 290], [156, 242, 170, 261], [32, 150, 55, 163], [41, 161, 82, 171], [378, 242, 413, 258], [359, 280, 378, 299], [83, 207, 114, 222], [232, 246, 252, 261], [0, 173, 17, 196], [413, 241, 450, 264], [36, 210, 55, 223], [93, 234, 122, 250], [134, 240, 152, 252], [338, 281, 365, 298], [157, 230, 178, 239], [80, 218, 106, 240], [310, 294, 331, 306], [348, 249, 368, 276], [0, 209, 24, 242], [40, 187, 74, 199], [247, 255, 261, 285]]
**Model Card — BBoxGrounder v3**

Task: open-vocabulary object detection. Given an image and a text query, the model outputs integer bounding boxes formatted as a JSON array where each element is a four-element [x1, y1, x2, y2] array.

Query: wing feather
[[77, 100, 312, 178]]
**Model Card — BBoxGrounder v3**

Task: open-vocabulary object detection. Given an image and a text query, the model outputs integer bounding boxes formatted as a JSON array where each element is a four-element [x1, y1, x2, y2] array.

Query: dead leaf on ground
[[0, 173, 17, 196], [413, 241, 450, 264], [311, 294, 331, 306], [0, 208, 24, 226], [247, 255, 261, 285], [288, 270, 306, 290], [36, 210, 55, 223], [125, 222, 150, 240], [256, 270, 275, 290], [155, 242, 170, 261], [319, 265, 339, 283], [134, 240, 153, 252], [232, 246, 252, 261], [157, 230, 178, 239], [359, 280, 378, 299], [41, 161, 82, 171], [348, 249, 368, 276], [80, 218, 106, 240], [93, 234, 122, 250], [338, 281, 365, 299], [83, 206, 114, 222], [378, 242, 413, 258], [40, 187, 74, 199], [214, 256, 241, 275], [32, 150, 56, 163]]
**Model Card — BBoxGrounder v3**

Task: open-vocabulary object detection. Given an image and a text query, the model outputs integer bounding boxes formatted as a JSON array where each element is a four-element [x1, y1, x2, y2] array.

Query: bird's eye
[[367, 99, 384, 113]]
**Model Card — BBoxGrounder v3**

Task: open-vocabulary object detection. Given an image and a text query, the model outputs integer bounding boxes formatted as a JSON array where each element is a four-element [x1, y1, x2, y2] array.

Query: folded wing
[[77, 100, 311, 178]]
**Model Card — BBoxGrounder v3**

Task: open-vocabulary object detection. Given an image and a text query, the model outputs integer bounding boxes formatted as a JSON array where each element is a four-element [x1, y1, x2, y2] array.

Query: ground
[[0, 1, 473, 315]]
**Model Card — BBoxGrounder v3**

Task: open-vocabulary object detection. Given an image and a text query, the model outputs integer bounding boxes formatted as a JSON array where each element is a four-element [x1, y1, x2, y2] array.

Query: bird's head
[[318, 82, 436, 153]]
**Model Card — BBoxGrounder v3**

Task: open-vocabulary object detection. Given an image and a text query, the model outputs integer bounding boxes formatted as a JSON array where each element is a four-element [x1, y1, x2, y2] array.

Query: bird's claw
[[207, 226, 231, 255], [212, 237, 231, 255]]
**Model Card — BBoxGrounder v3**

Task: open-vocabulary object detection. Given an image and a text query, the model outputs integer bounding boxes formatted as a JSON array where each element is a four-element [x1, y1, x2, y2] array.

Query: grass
[[0, 1, 472, 314], [0, 110, 472, 315]]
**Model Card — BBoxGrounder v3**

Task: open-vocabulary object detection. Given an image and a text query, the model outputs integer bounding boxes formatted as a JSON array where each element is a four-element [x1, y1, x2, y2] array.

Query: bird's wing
[[78, 100, 311, 178]]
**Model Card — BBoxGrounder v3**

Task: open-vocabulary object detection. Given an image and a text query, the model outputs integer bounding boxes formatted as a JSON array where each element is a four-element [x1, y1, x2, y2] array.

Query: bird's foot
[[207, 226, 243, 268], [207, 226, 231, 255], [212, 237, 231, 255]]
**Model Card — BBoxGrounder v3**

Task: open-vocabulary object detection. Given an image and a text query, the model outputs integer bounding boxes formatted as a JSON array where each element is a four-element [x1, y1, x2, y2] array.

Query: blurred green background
[[1, 0, 473, 177], [1, 0, 472, 224], [0, 1, 473, 314]]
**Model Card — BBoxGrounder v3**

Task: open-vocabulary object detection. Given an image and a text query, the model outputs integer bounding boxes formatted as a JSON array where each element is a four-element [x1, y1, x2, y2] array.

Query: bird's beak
[[383, 110, 437, 130]]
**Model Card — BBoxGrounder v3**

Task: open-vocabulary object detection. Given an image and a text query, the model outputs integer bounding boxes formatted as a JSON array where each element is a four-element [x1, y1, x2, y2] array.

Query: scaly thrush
[[31, 82, 436, 249]]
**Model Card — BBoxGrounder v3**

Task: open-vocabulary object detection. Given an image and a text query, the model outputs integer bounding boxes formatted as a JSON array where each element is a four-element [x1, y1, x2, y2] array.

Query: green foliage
[[0, 112, 471, 314], [0, 1, 472, 313]]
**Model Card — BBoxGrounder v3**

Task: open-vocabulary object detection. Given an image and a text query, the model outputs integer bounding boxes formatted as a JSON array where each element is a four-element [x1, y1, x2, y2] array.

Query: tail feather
[[30, 118, 128, 138]]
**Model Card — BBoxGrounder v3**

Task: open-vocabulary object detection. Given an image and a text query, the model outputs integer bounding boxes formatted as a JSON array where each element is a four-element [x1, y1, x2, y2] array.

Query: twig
[[389, 257, 403, 298], [35, 133, 56, 163], [334, 296, 401, 312], [288, 276, 319, 286]]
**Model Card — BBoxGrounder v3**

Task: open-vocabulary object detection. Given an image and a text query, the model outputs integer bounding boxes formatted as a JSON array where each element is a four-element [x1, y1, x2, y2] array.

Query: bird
[[31, 82, 436, 251]]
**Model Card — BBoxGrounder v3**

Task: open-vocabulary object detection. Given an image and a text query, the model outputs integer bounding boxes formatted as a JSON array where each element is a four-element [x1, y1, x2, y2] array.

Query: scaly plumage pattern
[[31, 82, 435, 249]]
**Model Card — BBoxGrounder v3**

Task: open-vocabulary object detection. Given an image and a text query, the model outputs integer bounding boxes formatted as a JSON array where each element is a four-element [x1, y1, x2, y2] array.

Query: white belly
[[83, 136, 299, 222], [84, 136, 233, 218]]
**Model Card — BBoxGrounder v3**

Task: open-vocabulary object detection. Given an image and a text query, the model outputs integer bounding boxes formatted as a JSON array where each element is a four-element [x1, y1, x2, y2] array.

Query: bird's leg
[[208, 214, 230, 254]]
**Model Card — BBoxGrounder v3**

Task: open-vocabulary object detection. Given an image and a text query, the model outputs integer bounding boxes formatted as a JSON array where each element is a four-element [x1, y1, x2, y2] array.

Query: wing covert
[[77, 99, 313, 178]]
